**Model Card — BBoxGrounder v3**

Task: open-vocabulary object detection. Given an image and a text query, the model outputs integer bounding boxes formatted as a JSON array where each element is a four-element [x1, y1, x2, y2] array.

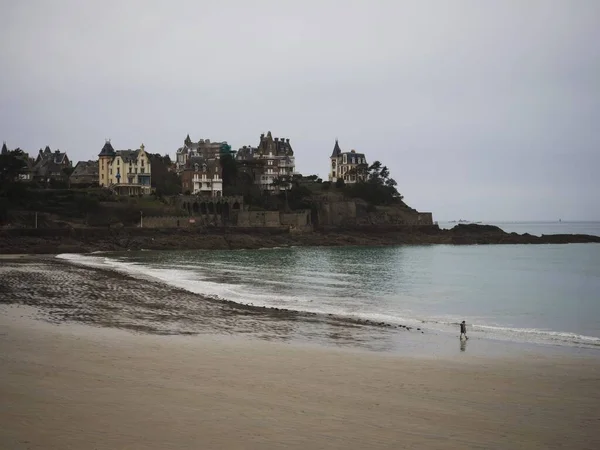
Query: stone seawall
[[236, 210, 312, 231], [315, 201, 433, 227]]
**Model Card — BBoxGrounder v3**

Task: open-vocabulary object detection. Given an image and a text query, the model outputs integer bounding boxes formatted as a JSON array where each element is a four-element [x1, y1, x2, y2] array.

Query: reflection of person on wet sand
[[460, 320, 468, 340]]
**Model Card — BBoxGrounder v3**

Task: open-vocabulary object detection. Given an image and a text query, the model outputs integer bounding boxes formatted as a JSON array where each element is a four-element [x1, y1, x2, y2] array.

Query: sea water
[[57, 222, 600, 351]]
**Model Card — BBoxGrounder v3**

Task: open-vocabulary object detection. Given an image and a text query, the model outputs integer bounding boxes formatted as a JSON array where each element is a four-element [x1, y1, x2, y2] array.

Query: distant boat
[[559, 219, 562, 222]]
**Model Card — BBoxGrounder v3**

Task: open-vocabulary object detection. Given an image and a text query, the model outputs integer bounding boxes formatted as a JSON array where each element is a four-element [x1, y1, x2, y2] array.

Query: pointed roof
[[98, 140, 116, 157], [185, 134, 192, 145], [1, 142, 7, 154], [331, 139, 342, 158]]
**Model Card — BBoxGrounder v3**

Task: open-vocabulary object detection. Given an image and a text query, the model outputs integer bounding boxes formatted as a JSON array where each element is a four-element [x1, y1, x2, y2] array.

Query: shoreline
[[1, 254, 598, 357], [1, 223, 599, 254], [2, 305, 600, 449]]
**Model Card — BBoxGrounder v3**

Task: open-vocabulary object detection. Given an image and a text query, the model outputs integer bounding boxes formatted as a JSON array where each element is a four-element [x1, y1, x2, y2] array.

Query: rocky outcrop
[[0, 224, 598, 254]]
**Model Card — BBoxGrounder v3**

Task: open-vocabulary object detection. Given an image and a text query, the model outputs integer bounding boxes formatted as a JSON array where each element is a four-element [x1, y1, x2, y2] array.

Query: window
[[141, 168, 145, 174], [268, 160, 273, 166]]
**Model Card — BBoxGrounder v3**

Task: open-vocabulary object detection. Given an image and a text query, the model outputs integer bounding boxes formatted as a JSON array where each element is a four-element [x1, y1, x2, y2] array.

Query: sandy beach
[[1, 255, 600, 449], [1, 306, 599, 450]]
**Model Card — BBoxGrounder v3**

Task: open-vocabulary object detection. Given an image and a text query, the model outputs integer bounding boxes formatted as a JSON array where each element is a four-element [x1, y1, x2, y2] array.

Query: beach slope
[[1, 310, 599, 449]]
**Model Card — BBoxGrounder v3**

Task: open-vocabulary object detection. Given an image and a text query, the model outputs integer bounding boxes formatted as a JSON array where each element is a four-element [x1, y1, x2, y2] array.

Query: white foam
[[55, 253, 600, 350]]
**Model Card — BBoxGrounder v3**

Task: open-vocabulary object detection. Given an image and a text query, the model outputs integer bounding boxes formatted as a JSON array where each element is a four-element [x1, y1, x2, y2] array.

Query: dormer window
[[194, 163, 199, 171], [202, 164, 207, 172]]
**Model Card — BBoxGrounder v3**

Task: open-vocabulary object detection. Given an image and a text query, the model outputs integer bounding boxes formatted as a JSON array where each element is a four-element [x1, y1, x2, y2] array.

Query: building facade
[[98, 141, 152, 195], [175, 134, 228, 173], [235, 131, 296, 193], [70, 160, 99, 187], [31, 146, 72, 184], [329, 140, 368, 184], [181, 156, 223, 197]]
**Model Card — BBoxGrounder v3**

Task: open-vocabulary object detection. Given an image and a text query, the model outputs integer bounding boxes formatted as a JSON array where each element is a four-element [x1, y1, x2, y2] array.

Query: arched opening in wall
[[216, 202, 222, 214], [192, 202, 199, 214], [306, 213, 310, 225], [182, 202, 187, 213], [223, 202, 230, 221], [208, 202, 215, 214], [233, 201, 240, 210], [200, 202, 207, 215]]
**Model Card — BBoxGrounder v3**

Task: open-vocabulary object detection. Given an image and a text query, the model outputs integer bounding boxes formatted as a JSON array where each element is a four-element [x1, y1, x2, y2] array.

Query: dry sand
[[1, 308, 599, 450]]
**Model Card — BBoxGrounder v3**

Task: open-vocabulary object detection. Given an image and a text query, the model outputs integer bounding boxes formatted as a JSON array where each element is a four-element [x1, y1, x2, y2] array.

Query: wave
[[55, 252, 600, 350], [472, 324, 600, 347]]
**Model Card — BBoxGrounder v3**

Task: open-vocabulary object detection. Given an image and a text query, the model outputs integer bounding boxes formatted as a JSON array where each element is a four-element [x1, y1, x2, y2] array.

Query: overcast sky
[[1, 0, 599, 221]]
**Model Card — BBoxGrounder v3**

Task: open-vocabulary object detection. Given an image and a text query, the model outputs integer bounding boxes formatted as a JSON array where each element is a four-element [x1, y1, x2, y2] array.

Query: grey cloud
[[1, 0, 599, 221]]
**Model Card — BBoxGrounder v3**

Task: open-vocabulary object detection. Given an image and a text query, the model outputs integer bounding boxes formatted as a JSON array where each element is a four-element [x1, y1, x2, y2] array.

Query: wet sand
[[1, 306, 600, 450], [0, 255, 422, 352], [1, 255, 584, 358]]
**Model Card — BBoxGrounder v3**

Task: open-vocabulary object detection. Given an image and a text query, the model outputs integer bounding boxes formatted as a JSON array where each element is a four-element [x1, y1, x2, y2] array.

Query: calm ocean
[[58, 222, 600, 351]]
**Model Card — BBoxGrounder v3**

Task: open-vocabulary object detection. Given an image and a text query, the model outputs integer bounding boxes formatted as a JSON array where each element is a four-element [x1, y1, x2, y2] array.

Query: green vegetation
[[148, 153, 181, 196], [0, 149, 27, 185], [343, 161, 403, 205]]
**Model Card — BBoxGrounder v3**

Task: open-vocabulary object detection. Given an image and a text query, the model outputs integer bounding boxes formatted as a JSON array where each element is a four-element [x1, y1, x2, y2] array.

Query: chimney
[[274, 137, 279, 142], [286, 138, 290, 143]]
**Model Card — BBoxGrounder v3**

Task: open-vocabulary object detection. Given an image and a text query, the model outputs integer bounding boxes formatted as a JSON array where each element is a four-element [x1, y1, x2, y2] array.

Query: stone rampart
[[142, 216, 200, 228]]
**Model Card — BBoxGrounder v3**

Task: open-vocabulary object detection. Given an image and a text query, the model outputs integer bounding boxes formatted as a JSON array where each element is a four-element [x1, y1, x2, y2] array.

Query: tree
[[347, 163, 369, 182], [344, 160, 403, 205], [148, 153, 181, 196], [0, 149, 28, 186], [219, 152, 238, 190]]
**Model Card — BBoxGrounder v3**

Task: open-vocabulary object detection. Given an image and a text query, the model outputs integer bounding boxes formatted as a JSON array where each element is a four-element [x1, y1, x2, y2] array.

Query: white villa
[[98, 141, 152, 195], [329, 140, 368, 184]]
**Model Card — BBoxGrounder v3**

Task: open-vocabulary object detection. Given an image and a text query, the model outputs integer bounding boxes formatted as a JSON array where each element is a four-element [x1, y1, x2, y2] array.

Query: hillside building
[[181, 156, 223, 197], [175, 134, 228, 173], [235, 131, 296, 193], [98, 141, 152, 195], [32, 146, 72, 184], [329, 140, 368, 184], [70, 160, 99, 187]]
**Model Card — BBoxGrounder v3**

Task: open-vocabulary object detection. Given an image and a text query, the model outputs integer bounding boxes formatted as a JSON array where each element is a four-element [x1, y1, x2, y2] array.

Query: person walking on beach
[[460, 320, 468, 340]]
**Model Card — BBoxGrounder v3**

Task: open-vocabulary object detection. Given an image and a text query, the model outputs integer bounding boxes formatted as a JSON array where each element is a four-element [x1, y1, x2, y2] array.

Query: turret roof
[[330, 139, 342, 158], [98, 141, 116, 157]]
